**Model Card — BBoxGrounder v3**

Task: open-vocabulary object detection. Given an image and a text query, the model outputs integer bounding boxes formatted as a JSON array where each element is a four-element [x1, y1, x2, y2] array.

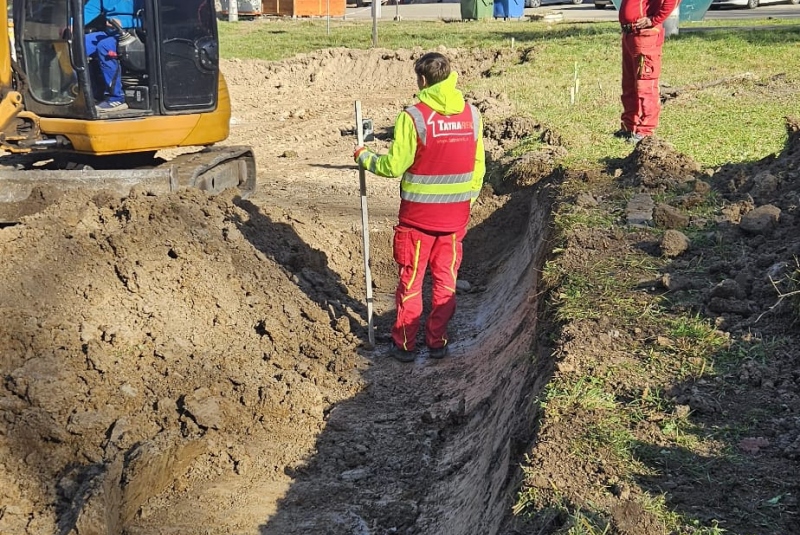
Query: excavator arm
[[1, 0, 28, 149]]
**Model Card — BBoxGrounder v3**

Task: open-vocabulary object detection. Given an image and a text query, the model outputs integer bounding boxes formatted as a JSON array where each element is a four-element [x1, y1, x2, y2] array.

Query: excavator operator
[[83, 0, 142, 114]]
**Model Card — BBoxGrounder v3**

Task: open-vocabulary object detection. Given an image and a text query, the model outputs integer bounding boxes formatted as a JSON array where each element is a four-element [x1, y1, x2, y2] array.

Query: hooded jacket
[[357, 72, 486, 232]]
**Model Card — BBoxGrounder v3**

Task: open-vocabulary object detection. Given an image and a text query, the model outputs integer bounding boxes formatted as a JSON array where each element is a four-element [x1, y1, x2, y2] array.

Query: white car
[[711, 0, 797, 8]]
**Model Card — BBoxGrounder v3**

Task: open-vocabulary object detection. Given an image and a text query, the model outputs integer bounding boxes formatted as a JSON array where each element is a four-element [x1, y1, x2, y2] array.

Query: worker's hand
[[634, 16, 652, 29], [353, 146, 368, 164]]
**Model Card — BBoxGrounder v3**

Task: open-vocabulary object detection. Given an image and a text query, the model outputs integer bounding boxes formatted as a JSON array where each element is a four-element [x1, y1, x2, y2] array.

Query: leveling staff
[[354, 52, 486, 363]]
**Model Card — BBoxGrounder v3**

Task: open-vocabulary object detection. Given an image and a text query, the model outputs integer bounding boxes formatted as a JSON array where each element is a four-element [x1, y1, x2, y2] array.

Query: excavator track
[[0, 145, 256, 223]]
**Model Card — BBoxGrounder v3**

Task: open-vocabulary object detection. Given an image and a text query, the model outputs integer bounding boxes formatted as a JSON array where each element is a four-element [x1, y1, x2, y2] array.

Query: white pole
[[354, 101, 375, 348], [372, 0, 381, 48], [371, 0, 379, 47], [228, 0, 239, 21]]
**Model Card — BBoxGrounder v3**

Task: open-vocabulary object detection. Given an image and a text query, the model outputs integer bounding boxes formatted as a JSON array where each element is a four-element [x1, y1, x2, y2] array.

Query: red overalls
[[392, 102, 479, 352], [619, 0, 679, 136]]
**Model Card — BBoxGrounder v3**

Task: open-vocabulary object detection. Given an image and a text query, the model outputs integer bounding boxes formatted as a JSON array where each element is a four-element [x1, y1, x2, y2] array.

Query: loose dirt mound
[[0, 187, 368, 533]]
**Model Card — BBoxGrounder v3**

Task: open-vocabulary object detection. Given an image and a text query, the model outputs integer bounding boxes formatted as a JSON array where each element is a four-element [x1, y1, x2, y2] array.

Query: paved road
[[346, 1, 800, 22]]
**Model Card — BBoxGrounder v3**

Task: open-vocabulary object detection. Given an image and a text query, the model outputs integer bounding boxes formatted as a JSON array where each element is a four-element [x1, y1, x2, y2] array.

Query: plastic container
[[678, 0, 713, 21], [461, 0, 494, 20], [663, 6, 679, 36], [493, 0, 524, 19]]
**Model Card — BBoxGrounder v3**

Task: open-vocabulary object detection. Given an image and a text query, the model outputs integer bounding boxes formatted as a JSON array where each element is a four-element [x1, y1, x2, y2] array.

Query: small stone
[[660, 229, 690, 257], [740, 205, 780, 234]]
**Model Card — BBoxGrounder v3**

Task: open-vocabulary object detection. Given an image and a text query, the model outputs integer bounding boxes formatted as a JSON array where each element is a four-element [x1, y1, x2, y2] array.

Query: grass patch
[[220, 19, 799, 167]]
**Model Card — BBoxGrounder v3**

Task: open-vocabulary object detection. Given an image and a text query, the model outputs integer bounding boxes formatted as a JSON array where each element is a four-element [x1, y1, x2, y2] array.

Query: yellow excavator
[[0, 0, 256, 222]]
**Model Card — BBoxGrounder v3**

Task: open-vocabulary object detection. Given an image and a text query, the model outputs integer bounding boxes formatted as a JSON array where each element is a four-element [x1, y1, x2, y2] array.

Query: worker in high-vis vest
[[354, 52, 486, 363]]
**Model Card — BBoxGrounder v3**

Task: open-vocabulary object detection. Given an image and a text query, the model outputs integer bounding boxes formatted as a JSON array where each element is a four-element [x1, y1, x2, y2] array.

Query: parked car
[[711, 0, 797, 8], [526, 0, 585, 7], [593, 0, 614, 8]]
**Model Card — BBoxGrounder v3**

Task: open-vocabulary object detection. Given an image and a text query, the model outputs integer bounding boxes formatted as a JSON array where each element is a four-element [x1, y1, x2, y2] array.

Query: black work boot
[[428, 346, 449, 359], [613, 128, 631, 140], [389, 344, 416, 363], [629, 132, 646, 145]]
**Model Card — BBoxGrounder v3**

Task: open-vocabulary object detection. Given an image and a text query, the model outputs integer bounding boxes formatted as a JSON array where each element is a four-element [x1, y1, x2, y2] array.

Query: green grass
[[220, 19, 799, 167], [545, 375, 618, 411]]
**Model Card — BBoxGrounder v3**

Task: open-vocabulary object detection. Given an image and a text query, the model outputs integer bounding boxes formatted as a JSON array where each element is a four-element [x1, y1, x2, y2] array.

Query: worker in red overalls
[[354, 52, 485, 363], [617, 0, 680, 143]]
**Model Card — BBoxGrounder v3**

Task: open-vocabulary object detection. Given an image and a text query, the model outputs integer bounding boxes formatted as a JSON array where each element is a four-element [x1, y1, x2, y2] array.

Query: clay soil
[[1, 47, 798, 535]]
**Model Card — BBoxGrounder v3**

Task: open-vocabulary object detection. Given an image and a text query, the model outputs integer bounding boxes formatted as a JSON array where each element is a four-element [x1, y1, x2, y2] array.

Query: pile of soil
[[0, 187, 368, 533]]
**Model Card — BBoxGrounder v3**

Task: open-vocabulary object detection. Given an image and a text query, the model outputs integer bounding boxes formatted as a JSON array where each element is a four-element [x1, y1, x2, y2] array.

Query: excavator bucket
[[0, 146, 256, 224], [0, 167, 175, 222]]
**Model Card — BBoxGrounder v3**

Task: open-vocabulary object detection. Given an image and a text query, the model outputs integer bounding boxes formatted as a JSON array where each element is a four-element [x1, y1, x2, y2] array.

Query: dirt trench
[[0, 48, 559, 534]]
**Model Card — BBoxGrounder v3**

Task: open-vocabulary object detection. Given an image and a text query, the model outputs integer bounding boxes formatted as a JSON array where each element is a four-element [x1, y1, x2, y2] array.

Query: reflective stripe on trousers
[[391, 225, 464, 351]]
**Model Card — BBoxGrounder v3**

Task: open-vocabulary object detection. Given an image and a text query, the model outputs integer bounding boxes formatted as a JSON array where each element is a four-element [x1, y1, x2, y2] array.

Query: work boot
[[428, 345, 449, 359], [629, 133, 646, 145], [96, 100, 129, 114], [389, 344, 416, 363], [613, 128, 631, 140]]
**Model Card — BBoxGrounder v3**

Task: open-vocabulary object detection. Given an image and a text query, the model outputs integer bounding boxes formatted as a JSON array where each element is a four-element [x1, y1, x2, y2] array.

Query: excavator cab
[[0, 0, 256, 222], [16, 0, 220, 120]]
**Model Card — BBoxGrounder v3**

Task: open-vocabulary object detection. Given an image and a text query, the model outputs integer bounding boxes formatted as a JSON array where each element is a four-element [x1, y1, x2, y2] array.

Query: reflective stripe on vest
[[401, 103, 479, 204]]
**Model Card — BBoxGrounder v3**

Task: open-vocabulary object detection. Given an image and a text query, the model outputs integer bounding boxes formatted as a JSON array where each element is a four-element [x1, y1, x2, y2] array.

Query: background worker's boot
[[613, 128, 631, 140]]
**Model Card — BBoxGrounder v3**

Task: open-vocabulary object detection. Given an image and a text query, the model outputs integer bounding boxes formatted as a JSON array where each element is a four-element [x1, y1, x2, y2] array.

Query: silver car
[[711, 0, 797, 8]]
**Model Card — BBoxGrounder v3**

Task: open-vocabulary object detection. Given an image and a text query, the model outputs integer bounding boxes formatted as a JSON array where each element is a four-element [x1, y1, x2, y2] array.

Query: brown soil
[[1, 47, 798, 535]]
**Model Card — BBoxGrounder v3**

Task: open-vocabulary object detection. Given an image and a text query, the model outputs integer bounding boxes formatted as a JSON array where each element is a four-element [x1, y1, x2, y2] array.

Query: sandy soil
[[1, 46, 798, 535]]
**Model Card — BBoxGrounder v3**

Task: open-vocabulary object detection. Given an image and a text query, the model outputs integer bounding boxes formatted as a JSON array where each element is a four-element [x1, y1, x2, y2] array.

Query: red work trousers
[[621, 28, 664, 136], [391, 225, 465, 352]]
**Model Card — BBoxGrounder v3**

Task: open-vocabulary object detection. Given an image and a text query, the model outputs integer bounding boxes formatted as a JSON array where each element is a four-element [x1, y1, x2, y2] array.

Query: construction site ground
[[0, 47, 798, 535]]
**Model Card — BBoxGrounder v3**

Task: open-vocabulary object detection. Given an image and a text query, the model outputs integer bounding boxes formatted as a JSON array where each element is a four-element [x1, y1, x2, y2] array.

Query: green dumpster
[[462, 0, 494, 20]]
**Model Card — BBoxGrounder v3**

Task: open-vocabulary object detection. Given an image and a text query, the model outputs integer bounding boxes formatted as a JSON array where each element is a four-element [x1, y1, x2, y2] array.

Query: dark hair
[[414, 52, 451, 87]]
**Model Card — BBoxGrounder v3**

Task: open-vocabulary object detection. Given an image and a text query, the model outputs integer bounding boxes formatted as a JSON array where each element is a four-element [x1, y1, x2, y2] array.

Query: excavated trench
[[254, 183, 557, 535], [0, 47, 559, 534]]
